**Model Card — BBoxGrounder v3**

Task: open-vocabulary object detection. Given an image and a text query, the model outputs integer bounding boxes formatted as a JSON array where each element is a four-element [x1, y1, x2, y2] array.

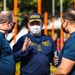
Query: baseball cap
[[29, 13, 43, 23]]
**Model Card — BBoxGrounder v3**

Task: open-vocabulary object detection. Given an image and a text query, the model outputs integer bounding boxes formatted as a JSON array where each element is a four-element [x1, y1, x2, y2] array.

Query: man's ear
[[5, 21, 10, 27]]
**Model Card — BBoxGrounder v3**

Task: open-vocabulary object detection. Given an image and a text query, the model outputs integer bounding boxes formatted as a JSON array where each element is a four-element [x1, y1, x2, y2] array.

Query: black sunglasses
[[8, 21, 16, 27]]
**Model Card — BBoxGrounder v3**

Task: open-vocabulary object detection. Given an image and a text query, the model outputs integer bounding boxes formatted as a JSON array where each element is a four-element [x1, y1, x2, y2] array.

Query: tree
[[0, 0, 74, 17]]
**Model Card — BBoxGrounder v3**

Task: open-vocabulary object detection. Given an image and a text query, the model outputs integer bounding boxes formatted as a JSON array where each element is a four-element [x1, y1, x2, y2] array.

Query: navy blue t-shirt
[[13, 32, 57, 75], [58, 32, 75, 75], [0, 32, 15, 75]]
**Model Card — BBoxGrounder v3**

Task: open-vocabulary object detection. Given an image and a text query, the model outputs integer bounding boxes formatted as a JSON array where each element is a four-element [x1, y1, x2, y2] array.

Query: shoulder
[[0, 33, 4, 42], [42, 34, 53, 41], [62, 41, 75, 61], [42, 34, 55, 44], [13, 33, 28, 47], [63, 40, 75, 53], [17, 33, 28, 41], [0, 33, 4, 48], [41, 34, 56, 47]]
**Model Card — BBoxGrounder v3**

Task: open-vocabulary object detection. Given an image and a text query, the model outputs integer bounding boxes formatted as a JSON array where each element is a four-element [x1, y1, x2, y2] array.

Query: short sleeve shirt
[[58, 32, 75, 75]]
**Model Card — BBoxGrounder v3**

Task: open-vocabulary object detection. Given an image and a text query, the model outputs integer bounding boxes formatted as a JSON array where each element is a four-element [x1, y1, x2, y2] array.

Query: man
[[53, 7, 75, 75], [0, 11, 16, 75], [13, 12, 58, 75]]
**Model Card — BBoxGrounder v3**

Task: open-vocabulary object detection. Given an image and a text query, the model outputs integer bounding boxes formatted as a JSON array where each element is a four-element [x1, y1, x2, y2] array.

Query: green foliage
[[0, 1, 3, 11], [16, 62, 20, 75], [50, 63, 57, 74], [0, 0, 74, 17], [15, 62, 57, 75], [0, 0, 74, 32]]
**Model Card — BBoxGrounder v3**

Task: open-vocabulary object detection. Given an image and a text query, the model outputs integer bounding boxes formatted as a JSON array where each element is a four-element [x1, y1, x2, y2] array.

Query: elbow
[[62, 72, 68, 75], [58, 67, 70, 75], [61, 69, 69, 75]]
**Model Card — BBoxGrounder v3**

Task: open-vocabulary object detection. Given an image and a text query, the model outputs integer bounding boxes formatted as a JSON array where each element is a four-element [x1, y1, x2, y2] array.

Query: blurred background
[[0, 0, 75, 75], [0, 0, 74, 49]]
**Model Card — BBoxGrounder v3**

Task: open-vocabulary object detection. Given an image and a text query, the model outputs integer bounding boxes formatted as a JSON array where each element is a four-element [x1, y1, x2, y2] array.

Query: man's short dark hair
[[62, 7, 75, 22]]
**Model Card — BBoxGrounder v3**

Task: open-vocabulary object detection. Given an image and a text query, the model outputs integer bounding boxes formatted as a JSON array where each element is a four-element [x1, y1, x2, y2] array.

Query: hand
[[22, 37, 31, 52], [53, 56, 58, 66]]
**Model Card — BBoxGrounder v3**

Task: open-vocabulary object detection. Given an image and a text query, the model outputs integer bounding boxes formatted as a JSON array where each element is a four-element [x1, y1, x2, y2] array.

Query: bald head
[[0, 11, 14, 24]]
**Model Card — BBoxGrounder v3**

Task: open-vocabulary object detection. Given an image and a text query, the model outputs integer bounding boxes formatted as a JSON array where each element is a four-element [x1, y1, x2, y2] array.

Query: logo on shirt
[[37, 45, 42, 51], [42, 40, 50, 46], [30, 41, 36, 46]]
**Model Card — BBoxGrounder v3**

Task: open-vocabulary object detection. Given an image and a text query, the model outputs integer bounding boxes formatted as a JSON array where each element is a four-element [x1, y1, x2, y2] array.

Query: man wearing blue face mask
[[0, 11, 16, 75], [13, 12, 58, 75]]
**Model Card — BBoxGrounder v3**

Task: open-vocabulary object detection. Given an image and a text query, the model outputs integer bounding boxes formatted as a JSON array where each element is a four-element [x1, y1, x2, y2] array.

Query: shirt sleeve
[[0, 39, 3, 58], [13, 36, 29, 62], [13, 48, 29, 63], [62, 43, 75, 61]]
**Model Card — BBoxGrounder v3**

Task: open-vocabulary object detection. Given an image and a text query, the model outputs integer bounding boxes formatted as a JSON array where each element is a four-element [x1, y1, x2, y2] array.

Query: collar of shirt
[[28, 32, 46, 43]]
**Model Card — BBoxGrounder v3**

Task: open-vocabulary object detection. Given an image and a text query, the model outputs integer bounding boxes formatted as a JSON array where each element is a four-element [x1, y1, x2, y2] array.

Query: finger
[[25, 37, 28, 42], [22, 37, 28, 52]]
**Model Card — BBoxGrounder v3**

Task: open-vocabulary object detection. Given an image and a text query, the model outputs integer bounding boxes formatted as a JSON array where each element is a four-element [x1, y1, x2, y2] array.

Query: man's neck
[[0, 28, 7, 34]]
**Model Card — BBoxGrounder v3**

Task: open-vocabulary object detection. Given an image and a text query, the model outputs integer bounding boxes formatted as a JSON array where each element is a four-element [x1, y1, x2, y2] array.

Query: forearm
[[53, 67, 68, 75], [13, 49, 22, 62]]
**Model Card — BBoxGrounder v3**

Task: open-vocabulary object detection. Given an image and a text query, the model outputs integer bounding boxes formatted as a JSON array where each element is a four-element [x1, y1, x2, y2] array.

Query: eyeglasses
[[8, 21, 16, 27], [61, 21, 65, 26]]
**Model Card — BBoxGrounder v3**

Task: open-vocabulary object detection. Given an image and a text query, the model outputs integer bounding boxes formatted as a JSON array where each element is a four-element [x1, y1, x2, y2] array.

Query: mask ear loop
[[61, 21, 65, 26], [65, 22, 69, 28]]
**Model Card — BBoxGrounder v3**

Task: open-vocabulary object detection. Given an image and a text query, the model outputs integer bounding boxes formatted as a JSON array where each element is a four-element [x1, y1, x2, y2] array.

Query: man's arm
[[22, 37, 31, 52], [13, 37, 31, 62], [53, 57, 75, 75]]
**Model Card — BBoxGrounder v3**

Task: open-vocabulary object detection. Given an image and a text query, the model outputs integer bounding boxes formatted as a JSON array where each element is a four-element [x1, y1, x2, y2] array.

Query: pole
[[74, 0, 75, 8], [13, 0, 18, 44], [51, 0, 55, 40], [52, 0, 55, 17], [60, 0, 64, 49], [51, 17, 55, 40], [37, 0, 41, 14], [44, 12, 48, 35], [3, 0, 6, 10], [66, 34, 70, 40]]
